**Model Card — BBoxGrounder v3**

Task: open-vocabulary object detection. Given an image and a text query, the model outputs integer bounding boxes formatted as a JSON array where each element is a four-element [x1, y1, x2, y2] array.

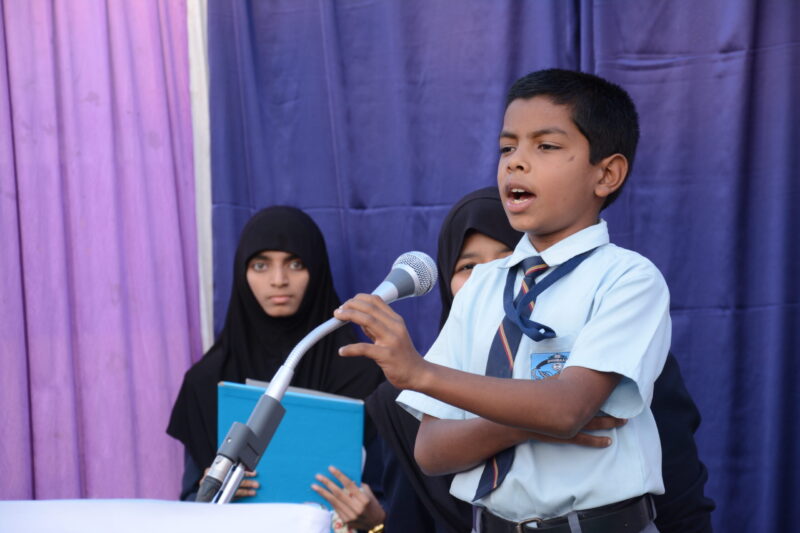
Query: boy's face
[[497, 96, 605, 251]]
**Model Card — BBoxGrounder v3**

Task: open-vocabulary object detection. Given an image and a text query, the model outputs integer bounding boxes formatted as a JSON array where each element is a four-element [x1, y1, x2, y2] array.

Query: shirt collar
[[500, 219, 610, 269]]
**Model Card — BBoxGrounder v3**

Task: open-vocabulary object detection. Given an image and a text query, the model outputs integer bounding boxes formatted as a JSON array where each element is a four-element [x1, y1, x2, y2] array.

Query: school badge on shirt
[[530, 352, 569, 380]]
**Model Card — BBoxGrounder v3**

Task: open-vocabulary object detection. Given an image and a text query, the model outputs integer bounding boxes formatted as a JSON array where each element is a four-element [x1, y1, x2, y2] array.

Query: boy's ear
[[594, 153, 628, 200]]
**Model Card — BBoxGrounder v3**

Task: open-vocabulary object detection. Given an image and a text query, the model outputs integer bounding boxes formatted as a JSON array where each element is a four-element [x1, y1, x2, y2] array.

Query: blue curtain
[[207, 1, 800, 530]]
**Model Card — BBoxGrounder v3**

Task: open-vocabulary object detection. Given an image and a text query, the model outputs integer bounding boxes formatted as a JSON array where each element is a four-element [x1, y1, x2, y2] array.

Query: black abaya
[[167, 206, 383, 495]]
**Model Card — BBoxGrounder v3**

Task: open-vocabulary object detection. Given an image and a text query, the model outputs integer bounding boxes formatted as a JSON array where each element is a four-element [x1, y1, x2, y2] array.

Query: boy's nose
[[506, 153, 529, 173]]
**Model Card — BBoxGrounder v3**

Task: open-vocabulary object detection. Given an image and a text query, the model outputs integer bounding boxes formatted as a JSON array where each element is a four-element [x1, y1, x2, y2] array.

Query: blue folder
[[217, 381, 364, 506]]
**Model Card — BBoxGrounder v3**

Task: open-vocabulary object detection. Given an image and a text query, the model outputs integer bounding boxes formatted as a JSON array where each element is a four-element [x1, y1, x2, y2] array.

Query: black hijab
[[168, 206, 383, 470], [436, 186, 523, 328]]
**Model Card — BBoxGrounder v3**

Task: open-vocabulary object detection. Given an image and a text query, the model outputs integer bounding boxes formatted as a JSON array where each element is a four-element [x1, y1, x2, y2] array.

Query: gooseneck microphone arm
[[195, 251, 438, 504]]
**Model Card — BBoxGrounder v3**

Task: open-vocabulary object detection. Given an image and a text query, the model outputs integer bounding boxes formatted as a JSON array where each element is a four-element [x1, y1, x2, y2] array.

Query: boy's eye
[[499, 146, 514, 155], [538, 143, 560, 151]]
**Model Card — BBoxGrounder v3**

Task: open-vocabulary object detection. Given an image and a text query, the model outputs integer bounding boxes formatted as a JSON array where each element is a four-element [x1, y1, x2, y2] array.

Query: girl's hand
[[311, 465, 386, 530], [201, 468, 259, 499]]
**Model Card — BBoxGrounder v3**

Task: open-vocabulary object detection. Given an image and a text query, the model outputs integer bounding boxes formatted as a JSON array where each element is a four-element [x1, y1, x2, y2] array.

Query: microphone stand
[[196, 317, 347, 504]]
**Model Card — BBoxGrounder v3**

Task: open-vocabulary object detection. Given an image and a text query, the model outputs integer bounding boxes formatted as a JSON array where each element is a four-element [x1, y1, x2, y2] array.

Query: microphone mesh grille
[[393, 251, 438, 296]]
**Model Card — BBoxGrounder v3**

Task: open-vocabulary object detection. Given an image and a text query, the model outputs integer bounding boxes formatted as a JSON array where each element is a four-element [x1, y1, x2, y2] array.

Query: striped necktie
[[472, 248, 596, 501], [474, 256, 548, 500]]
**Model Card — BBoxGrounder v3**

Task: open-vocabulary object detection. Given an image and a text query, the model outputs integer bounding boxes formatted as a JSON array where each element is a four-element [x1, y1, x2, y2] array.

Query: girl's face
[[450, 232, 513, 296], [247, 250, 310, 317]]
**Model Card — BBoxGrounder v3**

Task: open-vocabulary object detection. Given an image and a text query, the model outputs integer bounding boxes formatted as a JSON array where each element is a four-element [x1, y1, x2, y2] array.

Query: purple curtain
[[0, 0, 199, 499]]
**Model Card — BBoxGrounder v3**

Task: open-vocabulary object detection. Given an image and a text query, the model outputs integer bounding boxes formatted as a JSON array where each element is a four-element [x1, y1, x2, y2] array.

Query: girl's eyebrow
[[458, 247, 512, 260], [457, 251, 481, 260], [251, 252, 301, 261]]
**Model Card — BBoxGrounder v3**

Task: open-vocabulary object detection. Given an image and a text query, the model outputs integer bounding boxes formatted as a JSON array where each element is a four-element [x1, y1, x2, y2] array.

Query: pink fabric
[[0, 0, 200, 499]]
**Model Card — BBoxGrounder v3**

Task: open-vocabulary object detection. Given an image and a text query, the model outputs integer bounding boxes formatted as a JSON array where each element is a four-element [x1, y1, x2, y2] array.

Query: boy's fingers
[[335, 306, 392, 337], [583, 416, 626, 431], [334, 308, 381, 339], [343, 293, 395, 314], [572, 432, 612, 448], [339, 342, 388, 359], [336, 295, 402, 328]]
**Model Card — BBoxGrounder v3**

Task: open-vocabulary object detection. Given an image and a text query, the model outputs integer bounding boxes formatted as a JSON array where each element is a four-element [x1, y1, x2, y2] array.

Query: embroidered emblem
[[530, 352, 569, 380]]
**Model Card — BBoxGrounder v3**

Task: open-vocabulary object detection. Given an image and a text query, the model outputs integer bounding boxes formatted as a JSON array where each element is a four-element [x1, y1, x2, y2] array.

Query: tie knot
[[521, 256, 548, 281]]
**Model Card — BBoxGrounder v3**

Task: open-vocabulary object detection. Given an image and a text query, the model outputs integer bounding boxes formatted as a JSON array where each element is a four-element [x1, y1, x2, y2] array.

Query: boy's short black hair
[[506, 69, 640, 209]]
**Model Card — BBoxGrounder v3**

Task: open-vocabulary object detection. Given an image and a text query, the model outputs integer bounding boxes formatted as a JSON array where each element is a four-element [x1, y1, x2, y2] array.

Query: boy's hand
[[335, 294, 427, 390], [416, 414, 628, 475], [529, 415, 627, 446]]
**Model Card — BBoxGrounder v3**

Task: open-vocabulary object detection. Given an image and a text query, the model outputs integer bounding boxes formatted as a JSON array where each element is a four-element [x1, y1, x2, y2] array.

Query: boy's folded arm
[[417, 363, 621, 439], [414, 415, 531, 476], [414, 409, 625, 476], [334, 294, 621, 436]]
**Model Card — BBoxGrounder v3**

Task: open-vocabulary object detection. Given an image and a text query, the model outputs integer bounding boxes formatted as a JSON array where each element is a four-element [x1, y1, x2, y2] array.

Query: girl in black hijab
[[167, 206, 383, 500]]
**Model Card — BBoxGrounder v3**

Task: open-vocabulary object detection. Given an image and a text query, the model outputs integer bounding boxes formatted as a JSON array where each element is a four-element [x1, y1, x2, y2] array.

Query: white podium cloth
[[0, 499, 332, 533]]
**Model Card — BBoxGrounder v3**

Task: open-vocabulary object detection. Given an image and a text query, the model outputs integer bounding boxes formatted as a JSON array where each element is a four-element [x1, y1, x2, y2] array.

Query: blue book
[[217, 380, 364, 506]]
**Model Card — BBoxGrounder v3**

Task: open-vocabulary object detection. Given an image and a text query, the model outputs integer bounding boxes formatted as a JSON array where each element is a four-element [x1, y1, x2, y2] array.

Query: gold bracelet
[[367, 524, 384, 533]]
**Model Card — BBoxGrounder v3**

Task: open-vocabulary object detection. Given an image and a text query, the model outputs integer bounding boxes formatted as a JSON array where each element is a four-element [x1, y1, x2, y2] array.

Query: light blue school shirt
[[398, 220, 670, 522]]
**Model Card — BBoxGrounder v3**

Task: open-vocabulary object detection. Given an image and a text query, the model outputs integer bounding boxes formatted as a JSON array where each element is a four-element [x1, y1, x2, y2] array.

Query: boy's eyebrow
[[529, 127, 568, 138], [499, 127, 568, 140]]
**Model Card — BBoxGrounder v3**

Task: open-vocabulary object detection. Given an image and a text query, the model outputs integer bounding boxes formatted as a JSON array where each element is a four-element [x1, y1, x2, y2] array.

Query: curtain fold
[[0, 0, 199, 499]]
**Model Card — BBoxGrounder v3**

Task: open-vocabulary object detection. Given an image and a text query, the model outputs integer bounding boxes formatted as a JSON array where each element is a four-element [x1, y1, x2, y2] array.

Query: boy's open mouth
[[508, 187, 534, 204]]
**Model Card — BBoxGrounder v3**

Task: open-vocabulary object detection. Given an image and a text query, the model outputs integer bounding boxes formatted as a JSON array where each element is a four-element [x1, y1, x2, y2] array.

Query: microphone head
[[392, 251, 438, 297]]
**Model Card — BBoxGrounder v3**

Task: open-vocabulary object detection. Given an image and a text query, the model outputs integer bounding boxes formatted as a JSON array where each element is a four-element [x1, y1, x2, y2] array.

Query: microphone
[[196, 251, 437, 503], [371, 251, 438, 303]]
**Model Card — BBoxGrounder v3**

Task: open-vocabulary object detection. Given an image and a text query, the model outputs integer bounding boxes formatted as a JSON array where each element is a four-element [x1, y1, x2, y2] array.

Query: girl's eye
[[456, 262, 477, 273], [251, 261, 267, 272], [289, 260, 305, 270]]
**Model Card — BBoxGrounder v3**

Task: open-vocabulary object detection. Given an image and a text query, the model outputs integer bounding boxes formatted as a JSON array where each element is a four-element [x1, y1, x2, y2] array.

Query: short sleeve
[[565, 261, 671, 418]]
